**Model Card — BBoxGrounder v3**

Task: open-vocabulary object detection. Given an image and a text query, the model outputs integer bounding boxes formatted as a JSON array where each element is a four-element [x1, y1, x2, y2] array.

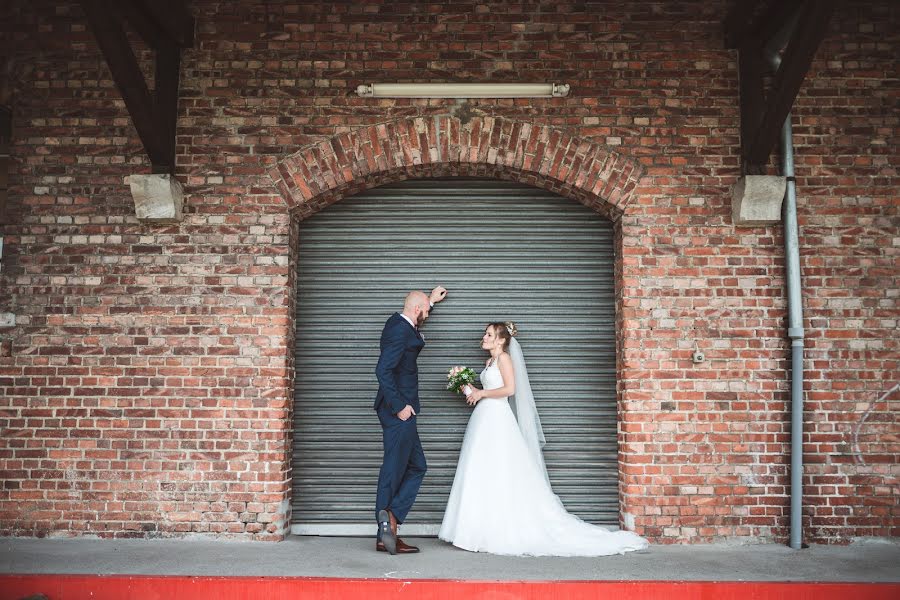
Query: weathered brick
[[0, 0, 895, 545]]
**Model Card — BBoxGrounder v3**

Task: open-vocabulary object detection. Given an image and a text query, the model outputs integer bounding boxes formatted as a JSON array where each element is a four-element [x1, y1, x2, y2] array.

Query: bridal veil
[[508, 337, 549, 480]]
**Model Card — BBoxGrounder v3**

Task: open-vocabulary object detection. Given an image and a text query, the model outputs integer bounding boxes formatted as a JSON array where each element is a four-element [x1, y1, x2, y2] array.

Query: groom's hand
[[397, 405, 416, 421], [429, 286, 448, 304]]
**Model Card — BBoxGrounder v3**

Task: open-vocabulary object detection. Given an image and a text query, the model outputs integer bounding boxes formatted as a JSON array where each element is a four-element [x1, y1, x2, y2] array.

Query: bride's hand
[[466, 389, 484, 406]]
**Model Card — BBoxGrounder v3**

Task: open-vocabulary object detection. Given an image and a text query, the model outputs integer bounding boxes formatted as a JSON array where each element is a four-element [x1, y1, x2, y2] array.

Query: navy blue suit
[[374, 312, 428, 528]]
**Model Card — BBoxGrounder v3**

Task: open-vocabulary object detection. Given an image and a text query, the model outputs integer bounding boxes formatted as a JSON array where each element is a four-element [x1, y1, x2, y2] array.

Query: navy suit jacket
[[374, 312, 426, 415]]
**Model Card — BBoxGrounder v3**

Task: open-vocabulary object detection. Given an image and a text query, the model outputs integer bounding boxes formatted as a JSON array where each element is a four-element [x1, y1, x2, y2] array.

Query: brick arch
[[269, 115, 649, 537], [266, 116, 644, 220]]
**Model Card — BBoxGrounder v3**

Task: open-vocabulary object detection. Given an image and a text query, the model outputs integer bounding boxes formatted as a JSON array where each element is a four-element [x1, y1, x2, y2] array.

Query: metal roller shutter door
[[292, 178, 619, 535]]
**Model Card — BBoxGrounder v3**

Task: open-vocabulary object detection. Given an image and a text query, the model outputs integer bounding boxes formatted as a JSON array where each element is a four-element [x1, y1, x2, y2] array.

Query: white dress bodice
[[479, 362, 507, 399]]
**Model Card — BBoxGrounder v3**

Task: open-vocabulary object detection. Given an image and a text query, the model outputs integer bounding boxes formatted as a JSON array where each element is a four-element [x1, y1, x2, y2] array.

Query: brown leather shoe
[[377, 538, 420, 553], [388, 510, 398, 536], [377, 509, 396, 555], [396, 538, 420, 554], [379, 510, 419, 554]]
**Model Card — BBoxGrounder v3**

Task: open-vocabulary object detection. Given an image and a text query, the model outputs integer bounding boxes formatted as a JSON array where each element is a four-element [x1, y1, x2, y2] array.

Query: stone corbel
[[731, 175, 787, 226], [128, 173, 184, 223]]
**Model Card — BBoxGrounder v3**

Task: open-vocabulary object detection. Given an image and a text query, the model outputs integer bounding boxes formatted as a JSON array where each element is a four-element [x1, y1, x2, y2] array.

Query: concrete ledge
[[732, 175, 786, 226], [128, 174, 184, 223], [1, 537, 898, 582]]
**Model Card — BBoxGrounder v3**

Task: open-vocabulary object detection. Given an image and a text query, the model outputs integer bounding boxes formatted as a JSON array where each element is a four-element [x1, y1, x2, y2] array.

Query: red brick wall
[[0, 1, 896, 543]]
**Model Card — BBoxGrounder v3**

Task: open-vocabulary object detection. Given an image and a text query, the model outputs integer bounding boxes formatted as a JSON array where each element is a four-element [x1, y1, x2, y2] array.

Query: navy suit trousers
[[375, 406, 427, 528]]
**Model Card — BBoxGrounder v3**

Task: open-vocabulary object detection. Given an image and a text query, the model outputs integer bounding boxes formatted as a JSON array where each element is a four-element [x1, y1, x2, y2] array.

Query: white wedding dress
[[439, 357, 649, 556]]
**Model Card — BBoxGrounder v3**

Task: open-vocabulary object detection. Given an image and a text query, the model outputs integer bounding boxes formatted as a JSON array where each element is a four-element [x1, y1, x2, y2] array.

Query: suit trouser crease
[[376, 414, 427, 529]]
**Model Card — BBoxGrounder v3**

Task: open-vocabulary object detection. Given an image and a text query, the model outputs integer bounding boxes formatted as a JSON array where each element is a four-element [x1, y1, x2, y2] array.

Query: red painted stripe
[[0, 574, 897, 600]]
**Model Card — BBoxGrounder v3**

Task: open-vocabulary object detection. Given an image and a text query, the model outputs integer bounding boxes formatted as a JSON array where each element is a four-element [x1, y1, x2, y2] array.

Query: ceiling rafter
[[79, 0, 194, 174], [0, 57, 11, 225], [725, 0, 836, 173]]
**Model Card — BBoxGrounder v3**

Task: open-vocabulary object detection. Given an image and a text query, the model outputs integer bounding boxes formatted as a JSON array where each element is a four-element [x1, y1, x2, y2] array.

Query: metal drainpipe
[[781, 116, 806, 551], [764, 15, 806, 549]]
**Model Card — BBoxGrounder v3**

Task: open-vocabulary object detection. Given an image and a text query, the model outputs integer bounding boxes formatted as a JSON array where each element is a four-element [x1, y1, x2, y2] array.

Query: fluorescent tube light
[[355, 83, 570, 98]]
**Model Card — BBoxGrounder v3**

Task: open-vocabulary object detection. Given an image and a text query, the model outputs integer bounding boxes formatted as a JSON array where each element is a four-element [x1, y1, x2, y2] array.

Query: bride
[[438, 322, 649, 556]]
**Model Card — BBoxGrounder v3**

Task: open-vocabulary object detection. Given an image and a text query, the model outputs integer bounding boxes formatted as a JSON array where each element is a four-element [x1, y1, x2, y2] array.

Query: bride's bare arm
[[467, 353, 515, 404]]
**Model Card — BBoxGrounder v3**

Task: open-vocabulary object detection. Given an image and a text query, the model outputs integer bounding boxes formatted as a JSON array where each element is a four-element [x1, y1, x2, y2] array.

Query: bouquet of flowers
[[447, 366, 477, 396]]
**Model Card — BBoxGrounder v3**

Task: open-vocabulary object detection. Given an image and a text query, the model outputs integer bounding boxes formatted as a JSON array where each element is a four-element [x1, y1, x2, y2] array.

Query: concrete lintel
[[732, 175, 786, 227], [129, 173, 184, 223]]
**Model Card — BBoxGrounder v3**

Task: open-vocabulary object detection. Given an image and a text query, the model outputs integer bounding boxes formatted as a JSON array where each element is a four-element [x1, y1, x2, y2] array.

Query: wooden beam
[[724, 0, 762, 49], [725, 1, 805, 53], [745, 0, 836, 166], [0, 57, 11, 108], [80, 0, 169, 167], [738, 44, 766, 174], [0, 57, 10, 224], [80, 0, 192, 173], [0, 107, 8, 225], [115, 1, 171, 50], [152, 45, 181, 174], [749, 0, 803, 57], [135, 0, 194, 48], [0, 106, 9, 147]]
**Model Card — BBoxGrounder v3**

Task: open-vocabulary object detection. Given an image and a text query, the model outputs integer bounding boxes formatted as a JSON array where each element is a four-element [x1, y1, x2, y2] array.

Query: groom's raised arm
[[375, 322, 407, 415], [429, 286, 447, 306]]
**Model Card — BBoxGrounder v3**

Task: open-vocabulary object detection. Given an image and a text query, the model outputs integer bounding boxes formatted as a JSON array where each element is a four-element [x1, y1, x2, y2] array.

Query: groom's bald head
[[403, 290, 431, 325], [404, 290, 428, 311]]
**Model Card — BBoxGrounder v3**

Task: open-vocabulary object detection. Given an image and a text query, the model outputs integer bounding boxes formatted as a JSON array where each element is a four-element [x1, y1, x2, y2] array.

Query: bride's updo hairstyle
[[488, 321, 517, 352]]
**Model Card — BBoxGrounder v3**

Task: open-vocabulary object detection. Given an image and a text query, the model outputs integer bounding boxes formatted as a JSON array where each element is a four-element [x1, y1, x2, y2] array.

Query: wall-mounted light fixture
[[355, 83, 570, 98]]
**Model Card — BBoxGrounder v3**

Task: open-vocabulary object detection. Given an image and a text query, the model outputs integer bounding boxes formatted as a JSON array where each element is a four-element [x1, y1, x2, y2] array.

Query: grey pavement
[[2, 536, 899, 582]]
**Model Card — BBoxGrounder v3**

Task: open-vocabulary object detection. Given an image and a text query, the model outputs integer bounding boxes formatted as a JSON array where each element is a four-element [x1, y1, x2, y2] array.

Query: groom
[[374, 285, 448, 555]]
